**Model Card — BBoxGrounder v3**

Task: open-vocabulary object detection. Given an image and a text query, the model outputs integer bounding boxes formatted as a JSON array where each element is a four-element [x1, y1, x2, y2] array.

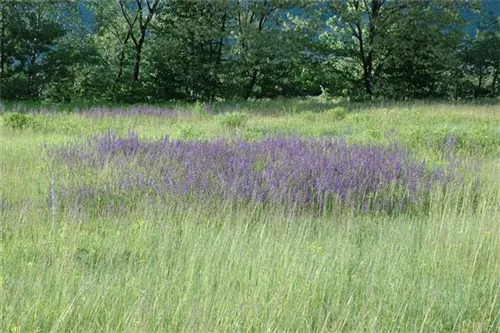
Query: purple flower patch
[[49, 133, 459, 214]]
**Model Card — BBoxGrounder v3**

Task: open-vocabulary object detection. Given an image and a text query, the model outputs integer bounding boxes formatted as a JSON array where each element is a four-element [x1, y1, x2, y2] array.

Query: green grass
[[1, 99, 500, 332]]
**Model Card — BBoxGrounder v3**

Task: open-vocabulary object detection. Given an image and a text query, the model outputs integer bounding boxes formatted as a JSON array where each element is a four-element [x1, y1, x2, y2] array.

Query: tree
[[322, 0, 409, 96], [0, 0, 497, 102], [462, 11, 500, 97], [151, 0, 317, 101], [151, 0, 232, 100], [0, 1, 65, 99], [118, 0, 161, 81], [229, 0, 316, 99], [88, 0, 132, 83], [0, 0, 6, 82], [377, 1, 473, 99], [322, 0, 476, 99]]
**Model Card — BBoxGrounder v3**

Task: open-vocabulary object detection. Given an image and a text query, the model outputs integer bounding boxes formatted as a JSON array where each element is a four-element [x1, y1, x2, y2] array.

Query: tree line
[[0, 0, 499, 103]]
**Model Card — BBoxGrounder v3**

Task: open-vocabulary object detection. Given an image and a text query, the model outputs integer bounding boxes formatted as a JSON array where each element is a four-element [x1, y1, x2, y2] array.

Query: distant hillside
[[483, 0, 500, 14]]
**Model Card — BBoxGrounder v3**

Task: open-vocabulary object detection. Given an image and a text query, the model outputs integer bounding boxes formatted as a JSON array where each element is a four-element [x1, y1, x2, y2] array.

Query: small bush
[[3, 112, 35, 130], [401, 126, 427, 149], [322, 107, 347, 121], [220, 112, 248, 129], [346, 112, 370, 124], [191, 101, 210, 117], [301, 111, 317, 122], [174, 124, 203, 141], [244, 129, 264, 142]]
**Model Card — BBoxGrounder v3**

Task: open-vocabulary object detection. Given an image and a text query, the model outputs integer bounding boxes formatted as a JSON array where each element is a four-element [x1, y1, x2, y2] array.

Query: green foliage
[[322, 107, 347, 121], [300, 111, 317, 122], [459, 11, 500, 98], [0, 1, 74, 100], [320, 0, 480, 99], [345, 112, 370, 124], [219, 112, 249, 129], [244, 128, 265, 142], [191, 101, 208, 118], [376, 9, 464, 98], [2, 112, 34, 130], [1, 112, 86, 134], [173, 124, 203, 141], [401, 124, 500, 155], [1, 0, 499, 102], [149, 0, 319, 101]]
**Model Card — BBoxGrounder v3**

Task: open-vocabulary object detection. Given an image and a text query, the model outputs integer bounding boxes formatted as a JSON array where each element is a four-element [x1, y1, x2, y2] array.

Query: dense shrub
[[2, 112, 35, 130], [219, 112, 248, 129], [322, 107, 347, 121]]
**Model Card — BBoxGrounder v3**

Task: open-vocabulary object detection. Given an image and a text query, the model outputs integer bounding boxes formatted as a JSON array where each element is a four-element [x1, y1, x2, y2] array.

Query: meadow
[[1, 99, 499, 332]]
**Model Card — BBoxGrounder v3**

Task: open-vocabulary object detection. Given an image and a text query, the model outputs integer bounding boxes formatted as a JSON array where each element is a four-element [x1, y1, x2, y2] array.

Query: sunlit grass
[[1, 100, 499, 332]]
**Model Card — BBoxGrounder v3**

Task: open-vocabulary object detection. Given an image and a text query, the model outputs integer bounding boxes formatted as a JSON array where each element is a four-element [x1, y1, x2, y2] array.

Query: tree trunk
[[245, 68, 258, 100], [132, 32, 146, 82], [133, 45, 142, 81], [116, 32, 131, 82], [118, 0, 160, 82], [478, 69, 483, 89], [363, 59, 373, 96], [364, 0, 381, 96], [475, 66, 483, 98], [0, 0, 5, 77], [117, 50, 126, 82], [357, 27, 373, 96], [354, 0, 382, 96], [492, 61, 499, 97]]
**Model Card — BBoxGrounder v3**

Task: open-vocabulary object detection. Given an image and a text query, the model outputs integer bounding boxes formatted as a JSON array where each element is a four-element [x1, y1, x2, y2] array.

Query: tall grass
[[1, 100, 499, 332], [2, 192, 499, 332]]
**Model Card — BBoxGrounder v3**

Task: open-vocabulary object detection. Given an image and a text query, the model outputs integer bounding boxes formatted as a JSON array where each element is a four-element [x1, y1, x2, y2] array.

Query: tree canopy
[[1, 0, 499, 102]]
